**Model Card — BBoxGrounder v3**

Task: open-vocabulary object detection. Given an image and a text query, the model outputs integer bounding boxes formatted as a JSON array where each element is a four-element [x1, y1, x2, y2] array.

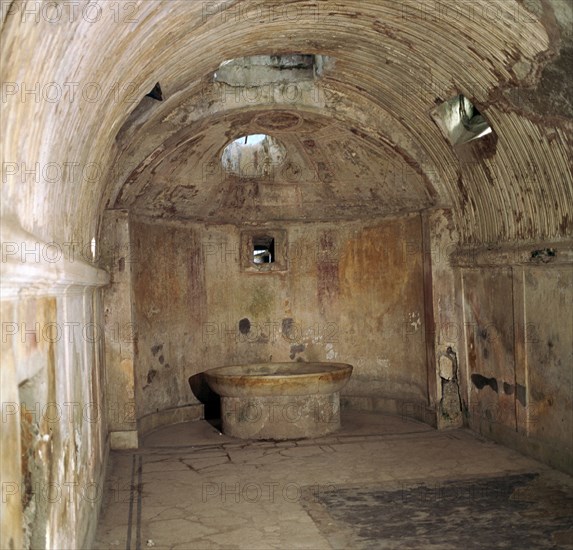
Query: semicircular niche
[[221, 134, 286, 178]]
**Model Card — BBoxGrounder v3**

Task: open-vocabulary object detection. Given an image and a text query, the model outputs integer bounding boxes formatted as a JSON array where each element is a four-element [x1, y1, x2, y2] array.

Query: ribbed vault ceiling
[[1, 0, 572, 245]]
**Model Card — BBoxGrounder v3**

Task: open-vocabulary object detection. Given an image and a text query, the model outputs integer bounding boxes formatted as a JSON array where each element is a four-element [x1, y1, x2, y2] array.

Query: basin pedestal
[[204, 362, 353, 440], [221, 393, 340, 440]]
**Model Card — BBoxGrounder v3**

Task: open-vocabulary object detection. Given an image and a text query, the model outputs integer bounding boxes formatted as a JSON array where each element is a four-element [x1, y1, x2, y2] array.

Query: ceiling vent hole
[[431, 94, 492, 145], [146, 82, 164, 101]]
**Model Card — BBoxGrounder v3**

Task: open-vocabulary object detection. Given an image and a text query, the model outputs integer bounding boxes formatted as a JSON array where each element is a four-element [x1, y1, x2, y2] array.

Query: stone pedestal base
[[221, 393, 341, 440]]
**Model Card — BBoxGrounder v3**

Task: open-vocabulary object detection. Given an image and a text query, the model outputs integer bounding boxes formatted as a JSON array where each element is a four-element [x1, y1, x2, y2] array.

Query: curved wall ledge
[[137, 404, 205, 440]]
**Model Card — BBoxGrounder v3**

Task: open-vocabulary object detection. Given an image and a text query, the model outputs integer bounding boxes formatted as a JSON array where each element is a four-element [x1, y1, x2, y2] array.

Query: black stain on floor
[[303, 473, 573, 549]]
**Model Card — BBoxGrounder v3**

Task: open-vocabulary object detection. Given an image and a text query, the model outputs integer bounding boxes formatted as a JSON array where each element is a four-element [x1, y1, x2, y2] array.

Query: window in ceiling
[[213, 54, 331, 86], [430, 94, 492, 145], [221, 134, 286, 179]]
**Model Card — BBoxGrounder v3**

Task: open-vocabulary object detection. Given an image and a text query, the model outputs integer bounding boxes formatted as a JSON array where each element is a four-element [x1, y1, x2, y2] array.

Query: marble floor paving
[[93, 412, 573, 549]]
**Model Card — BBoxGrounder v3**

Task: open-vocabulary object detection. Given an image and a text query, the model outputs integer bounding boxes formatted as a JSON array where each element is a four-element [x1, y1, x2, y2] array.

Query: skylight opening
[[430, 94, 493, 146], [241, 134, 267, 146], [213, 54, 332, 86], [221, 134, 286, 179]]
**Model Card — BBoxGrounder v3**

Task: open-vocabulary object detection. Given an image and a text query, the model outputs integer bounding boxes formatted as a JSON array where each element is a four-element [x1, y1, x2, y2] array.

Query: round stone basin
[[204, 362, 353, 440], [204, 362, 353, 397]]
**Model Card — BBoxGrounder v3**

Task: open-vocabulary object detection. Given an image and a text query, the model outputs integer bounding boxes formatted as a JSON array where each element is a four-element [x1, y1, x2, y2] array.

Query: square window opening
[[253, 236, 275, 264]]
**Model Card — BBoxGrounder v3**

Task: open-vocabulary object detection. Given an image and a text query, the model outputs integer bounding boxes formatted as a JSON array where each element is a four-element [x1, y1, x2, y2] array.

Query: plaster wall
[[128, 214, 428, 420], [100, 210, 138, 448], [1, 0, 572, 547], [457, 247, 573, 474], [0, 223, 109, 549]]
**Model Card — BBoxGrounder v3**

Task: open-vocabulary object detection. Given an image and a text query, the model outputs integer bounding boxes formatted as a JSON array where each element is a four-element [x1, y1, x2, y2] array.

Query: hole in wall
[[241, 229, 287, 272], [431, 94, 492, 145], [253, 236, 275, 264], [145, 82, 164, 101]]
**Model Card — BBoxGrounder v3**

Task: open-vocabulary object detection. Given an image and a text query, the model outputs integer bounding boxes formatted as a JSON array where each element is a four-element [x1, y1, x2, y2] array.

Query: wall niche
[[240, 229, 287, 273]]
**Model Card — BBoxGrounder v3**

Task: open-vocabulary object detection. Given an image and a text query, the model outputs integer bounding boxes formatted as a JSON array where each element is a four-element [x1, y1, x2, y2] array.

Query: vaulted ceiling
[[2, 0, 572, 246], [114, 109, 435, 223]]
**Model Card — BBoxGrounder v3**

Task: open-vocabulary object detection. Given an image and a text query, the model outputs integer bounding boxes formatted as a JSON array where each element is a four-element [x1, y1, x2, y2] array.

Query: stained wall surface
[[129, 215, 428, 420], [456, 247, 573, 473], [1, 0, 572, 547], [1, 224, 109, 549]]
